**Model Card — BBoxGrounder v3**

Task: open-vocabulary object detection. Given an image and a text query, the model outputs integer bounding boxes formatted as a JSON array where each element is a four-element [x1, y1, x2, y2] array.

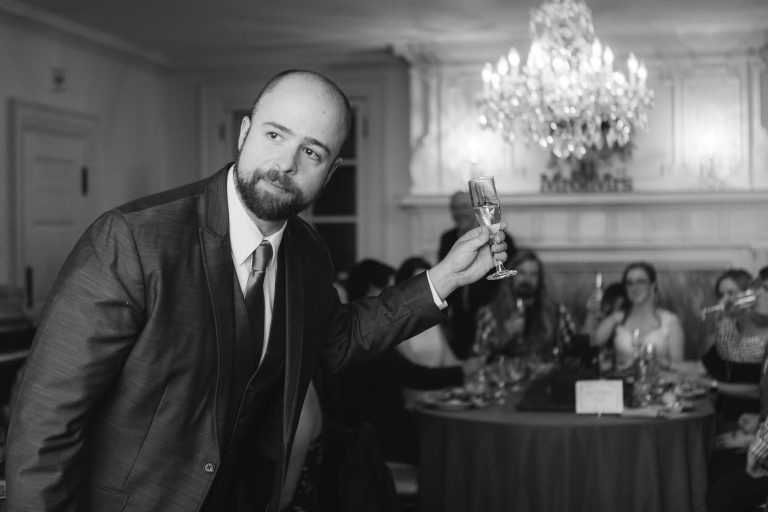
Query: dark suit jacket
[[6, 166, 444, 512]]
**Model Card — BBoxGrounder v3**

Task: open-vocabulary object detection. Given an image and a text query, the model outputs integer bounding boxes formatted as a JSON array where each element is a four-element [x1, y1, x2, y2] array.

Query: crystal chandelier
[[478, 0, 654, 159]]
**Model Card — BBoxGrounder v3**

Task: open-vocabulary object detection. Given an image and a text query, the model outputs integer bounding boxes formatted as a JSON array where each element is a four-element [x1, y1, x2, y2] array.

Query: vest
[[202, 248, 288, 512]]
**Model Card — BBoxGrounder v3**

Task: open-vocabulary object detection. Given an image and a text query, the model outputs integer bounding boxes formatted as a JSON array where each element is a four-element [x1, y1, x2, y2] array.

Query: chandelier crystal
[[479, 0, 654, 159]]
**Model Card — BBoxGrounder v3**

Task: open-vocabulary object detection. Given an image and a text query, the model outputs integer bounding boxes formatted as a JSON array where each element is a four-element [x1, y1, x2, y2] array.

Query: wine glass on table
[[468, 176, 516, 280]]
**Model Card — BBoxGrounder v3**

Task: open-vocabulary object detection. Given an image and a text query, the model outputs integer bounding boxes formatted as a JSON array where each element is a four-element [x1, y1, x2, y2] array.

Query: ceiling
[[3, 0, 767, 68]]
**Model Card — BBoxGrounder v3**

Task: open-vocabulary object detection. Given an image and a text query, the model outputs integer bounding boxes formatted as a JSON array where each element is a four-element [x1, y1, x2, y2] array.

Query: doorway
[[9, 100, 98, 318]]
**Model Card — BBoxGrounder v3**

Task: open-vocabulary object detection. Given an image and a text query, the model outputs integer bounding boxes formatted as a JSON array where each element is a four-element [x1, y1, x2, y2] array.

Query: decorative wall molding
[[401, 191, 768, 271], [400, 40, 768, 196]]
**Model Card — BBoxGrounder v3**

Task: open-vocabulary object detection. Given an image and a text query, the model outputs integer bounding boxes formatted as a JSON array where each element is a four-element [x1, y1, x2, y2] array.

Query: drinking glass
[[631, 328, 643, 359], [504, 356, 526, 392], [487, 356, 509, 404], [468, 176, 516, 280], [471, 328, 494, 363]]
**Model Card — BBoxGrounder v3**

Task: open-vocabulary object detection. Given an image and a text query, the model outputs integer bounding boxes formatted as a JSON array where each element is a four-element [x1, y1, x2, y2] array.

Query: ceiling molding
[[0, 0, 168, 67]]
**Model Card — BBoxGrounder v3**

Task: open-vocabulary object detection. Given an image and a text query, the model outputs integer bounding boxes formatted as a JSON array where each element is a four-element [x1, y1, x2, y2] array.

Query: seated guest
[[339, 259, 480, 465], [474, 249, 577, 362], [746, 330, 768, 497], [345, 258, 394, 299], [702, 268, 760, 423], [705, 268, 768, 512], [593, 261, 684, 368], [439, 191, 517, 360], [582, 281, 627, 339]]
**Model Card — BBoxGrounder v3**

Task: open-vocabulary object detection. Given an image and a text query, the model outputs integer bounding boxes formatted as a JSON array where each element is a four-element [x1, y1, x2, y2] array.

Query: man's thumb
[[457, 225, 490, 250]]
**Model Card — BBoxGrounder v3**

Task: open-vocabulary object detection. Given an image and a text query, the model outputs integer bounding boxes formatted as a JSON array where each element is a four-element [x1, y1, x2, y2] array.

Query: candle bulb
[[590, 39, 602, 72], [482, 63, 493, 97], [603, 46, 614, 74], [508, 47, 520, 79], [627, 53, 638, 87], [637, 63, 647, 92]]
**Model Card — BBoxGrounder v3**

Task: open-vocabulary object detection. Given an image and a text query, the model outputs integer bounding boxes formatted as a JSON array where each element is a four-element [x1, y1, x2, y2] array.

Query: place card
[[575, 380, 624, 415]]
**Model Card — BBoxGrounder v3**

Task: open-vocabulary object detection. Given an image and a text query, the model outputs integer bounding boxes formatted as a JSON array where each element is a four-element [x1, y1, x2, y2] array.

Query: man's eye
[[303, 147, 321, 160], [266, 132, 280, 140]]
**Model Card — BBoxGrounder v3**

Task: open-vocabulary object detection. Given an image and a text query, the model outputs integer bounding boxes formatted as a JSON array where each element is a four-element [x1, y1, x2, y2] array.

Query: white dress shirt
[[227, 167, 447, 363], [227, 167, 285, 364]]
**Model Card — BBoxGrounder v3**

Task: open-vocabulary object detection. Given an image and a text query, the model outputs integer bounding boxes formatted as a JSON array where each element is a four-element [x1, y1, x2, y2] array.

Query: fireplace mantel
[[400, 191, 768, 271], [401, 190, 768, 208]]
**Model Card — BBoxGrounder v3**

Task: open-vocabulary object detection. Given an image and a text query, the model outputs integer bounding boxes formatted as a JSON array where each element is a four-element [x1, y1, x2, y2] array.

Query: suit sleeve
[[6, 211, 145, 512], [318, 273, 445, 373]]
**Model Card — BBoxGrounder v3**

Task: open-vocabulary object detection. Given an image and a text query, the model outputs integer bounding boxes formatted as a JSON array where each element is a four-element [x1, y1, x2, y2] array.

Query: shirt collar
[[227, 166, 285, 268]]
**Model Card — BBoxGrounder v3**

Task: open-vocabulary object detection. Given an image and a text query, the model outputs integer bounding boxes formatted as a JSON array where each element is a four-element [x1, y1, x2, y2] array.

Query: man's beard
[[235, 164, 311, 220]]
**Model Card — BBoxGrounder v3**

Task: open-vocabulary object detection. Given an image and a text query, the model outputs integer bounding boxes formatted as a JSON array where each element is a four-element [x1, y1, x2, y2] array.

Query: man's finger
[[456, 225, 491, 250]]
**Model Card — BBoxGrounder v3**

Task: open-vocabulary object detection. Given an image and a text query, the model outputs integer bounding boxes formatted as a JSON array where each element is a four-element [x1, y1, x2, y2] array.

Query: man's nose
[[272, 148, 298, 173]]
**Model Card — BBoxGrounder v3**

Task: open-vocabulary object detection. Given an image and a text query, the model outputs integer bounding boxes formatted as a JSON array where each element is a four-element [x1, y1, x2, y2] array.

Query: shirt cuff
[[425, 270, 448, 310]]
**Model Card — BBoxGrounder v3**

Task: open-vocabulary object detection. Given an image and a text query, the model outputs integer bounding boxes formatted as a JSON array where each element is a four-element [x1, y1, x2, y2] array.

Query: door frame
[[8, 99, 98, 296]]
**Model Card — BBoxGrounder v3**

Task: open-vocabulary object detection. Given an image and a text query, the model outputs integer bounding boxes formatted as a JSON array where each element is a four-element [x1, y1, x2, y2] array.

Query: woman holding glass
[[702, 267, 768, 512], [592, 261, 684, 369]]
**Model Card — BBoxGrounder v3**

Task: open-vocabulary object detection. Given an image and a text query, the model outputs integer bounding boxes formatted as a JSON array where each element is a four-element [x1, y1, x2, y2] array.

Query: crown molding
[[0, 0, 168, 67]]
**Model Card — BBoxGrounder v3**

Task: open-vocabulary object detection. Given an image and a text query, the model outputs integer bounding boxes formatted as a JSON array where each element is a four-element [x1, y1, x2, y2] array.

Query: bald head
[[252, 70, 352, 145]]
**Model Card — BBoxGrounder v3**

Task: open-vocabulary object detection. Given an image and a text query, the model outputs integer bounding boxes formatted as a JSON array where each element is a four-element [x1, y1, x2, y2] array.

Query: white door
[[11, 101, 97, 317]]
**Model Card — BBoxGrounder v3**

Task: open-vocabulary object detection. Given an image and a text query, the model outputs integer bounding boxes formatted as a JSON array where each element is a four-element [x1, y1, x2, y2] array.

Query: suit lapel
[[281, 223, 304, 451], [199, 166, 235, 449]]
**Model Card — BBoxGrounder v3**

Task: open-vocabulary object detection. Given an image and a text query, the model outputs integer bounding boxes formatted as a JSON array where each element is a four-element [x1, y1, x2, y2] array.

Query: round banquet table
[[416, 397, 714, 512]]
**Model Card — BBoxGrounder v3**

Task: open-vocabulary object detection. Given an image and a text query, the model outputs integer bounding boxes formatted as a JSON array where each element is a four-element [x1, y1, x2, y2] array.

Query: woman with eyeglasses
[[703, 267, 768, 512], [592, 261, 684, 369]]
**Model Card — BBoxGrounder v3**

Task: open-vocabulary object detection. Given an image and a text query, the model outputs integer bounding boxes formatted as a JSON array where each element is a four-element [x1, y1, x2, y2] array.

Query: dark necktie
[[245, 239, 273, 362]]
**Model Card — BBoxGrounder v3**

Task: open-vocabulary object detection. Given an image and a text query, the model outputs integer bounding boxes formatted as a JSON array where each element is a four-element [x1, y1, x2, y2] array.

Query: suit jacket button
[[203, 462, 216, 474]]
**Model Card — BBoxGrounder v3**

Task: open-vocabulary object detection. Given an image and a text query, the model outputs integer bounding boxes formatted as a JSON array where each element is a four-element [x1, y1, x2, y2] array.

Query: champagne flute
[[631, 328, 643, 359], [468, 176, 516, 280]]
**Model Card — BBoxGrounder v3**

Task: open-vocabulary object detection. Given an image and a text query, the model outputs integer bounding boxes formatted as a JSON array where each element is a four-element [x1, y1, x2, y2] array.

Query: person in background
[[706, 267, 768, 512], [438, 191, 518, 360], [746, 315, 768, 481], [339, 259, 481, 465], [5, 69, 508, 512], [475, 249, 577, 362], [438, 191, 477, 262], [582, 281, 627, 339], [593, 261, 684, 369], [702, 268, 760, 423]]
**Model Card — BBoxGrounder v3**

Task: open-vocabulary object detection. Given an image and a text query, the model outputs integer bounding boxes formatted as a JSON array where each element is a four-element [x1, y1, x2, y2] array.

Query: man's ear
[[325, 157, 343, 185], [237, 116, 251, 152]]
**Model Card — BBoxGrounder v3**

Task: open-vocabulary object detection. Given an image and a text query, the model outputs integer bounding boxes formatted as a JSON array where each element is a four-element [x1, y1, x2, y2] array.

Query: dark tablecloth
[[417, 398, 714, 512]]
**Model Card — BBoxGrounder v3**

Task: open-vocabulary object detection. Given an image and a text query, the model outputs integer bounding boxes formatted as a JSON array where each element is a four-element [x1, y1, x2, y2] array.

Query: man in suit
[[5, 70, 507, 512], [437, 191, 476, 262]]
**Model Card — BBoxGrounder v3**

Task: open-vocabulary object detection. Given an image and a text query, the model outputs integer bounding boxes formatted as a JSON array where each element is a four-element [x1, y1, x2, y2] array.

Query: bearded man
[[5, 70, 508, 512]]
